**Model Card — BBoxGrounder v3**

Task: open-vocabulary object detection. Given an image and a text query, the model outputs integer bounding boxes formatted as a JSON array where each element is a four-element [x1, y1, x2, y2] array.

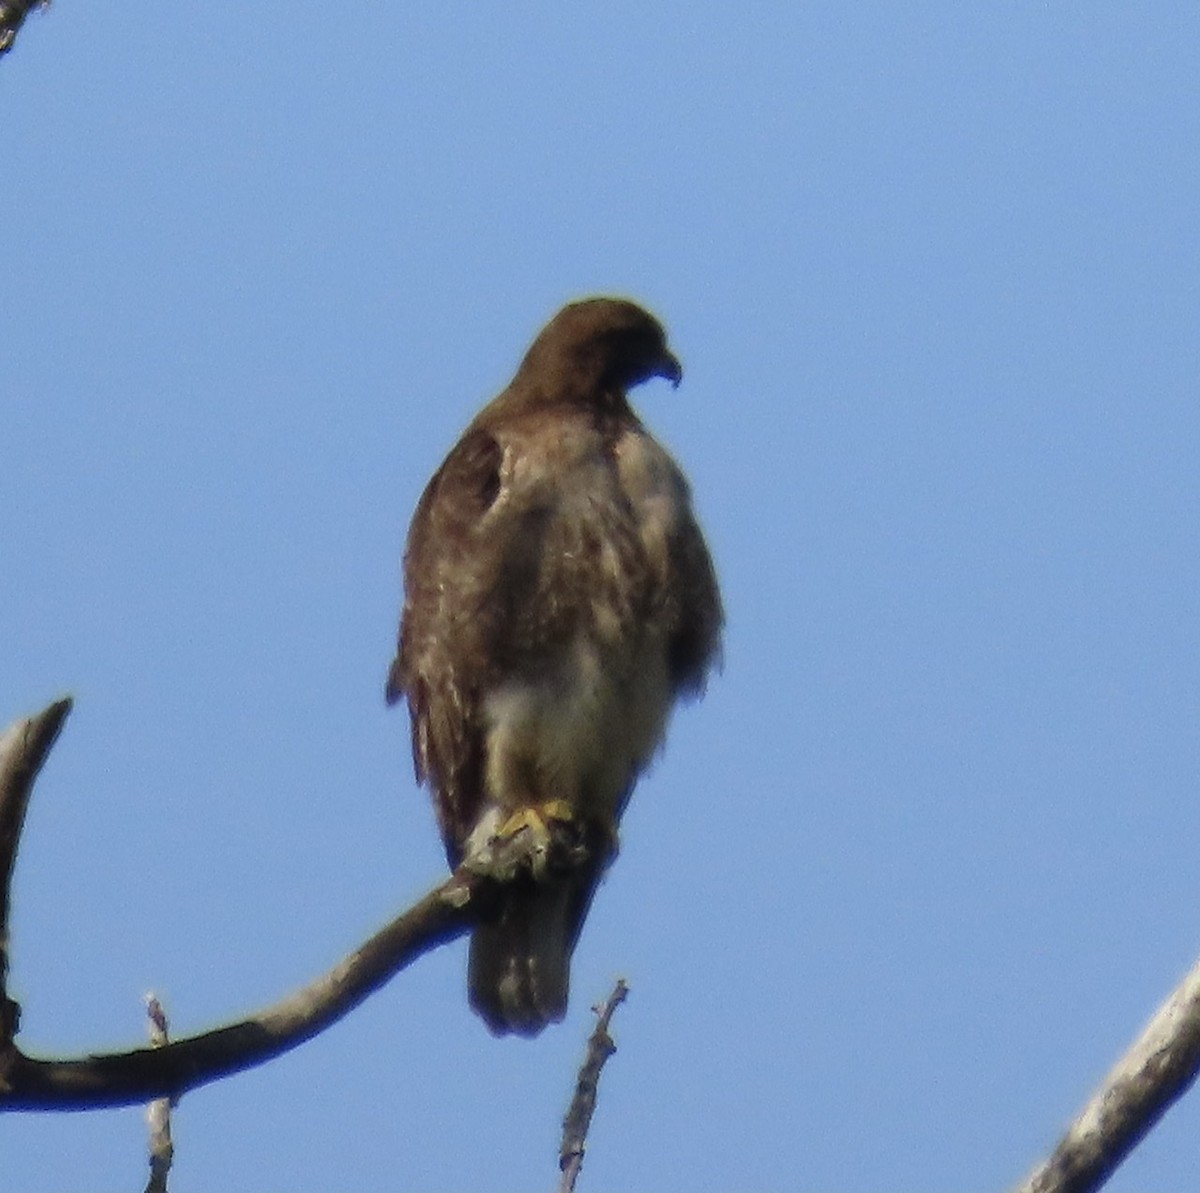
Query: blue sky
[[4, 4, 1200, 1189]]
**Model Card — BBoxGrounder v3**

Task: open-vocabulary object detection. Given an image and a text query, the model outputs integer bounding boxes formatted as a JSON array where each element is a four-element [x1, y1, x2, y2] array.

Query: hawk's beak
[[659, 351, 683, 389]]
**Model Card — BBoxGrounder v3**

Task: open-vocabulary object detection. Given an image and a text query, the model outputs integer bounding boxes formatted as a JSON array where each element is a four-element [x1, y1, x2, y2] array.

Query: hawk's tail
[[468, 881, 577, 1037]]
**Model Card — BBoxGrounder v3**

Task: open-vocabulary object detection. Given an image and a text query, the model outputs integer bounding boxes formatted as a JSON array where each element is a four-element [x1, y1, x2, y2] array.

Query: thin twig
[[1013, 954, 1200, 1193], [558, 978, 629, 1193], [0, 0, 47, 57], [144, 994, 173, 1193]]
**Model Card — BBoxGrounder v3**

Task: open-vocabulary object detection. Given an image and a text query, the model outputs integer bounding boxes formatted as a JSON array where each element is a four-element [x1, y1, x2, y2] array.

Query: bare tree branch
[[0, 699, 578, 1111], [0, 697, 72, 1048], [558, 978, 628, 1193], [1013, 955, 1200, 1193], [0, 0, 47, 56], [2, 866, 476, 1109]]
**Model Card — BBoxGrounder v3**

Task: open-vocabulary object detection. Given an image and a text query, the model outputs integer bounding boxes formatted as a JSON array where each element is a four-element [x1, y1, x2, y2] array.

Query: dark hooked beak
[[659, 350, 683, 389]]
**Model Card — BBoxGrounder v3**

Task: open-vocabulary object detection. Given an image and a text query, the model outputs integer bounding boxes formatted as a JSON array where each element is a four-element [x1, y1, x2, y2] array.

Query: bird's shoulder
[[478, 394, 621, 482]]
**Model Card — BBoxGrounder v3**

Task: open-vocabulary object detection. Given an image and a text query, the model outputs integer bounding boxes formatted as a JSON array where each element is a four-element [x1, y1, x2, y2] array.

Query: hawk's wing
[[386, 427, 508, 865], [665, 490, 724, 698]]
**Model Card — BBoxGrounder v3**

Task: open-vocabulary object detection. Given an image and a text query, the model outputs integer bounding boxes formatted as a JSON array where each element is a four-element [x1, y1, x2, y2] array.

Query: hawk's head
[[517, 297, 683, 400]]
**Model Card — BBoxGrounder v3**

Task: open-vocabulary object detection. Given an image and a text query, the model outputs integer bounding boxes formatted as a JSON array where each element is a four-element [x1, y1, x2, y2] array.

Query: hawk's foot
[[496, 800, 575, 880], [463, 801, 592, 883]]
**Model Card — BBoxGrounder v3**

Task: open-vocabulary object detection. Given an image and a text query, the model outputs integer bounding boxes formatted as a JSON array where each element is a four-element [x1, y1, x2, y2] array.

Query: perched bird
[[387, 297, 722, 1036]]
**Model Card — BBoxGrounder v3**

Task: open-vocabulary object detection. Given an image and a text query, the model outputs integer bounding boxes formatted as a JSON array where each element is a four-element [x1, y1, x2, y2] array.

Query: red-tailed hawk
[[387, 297, 722, 1036]]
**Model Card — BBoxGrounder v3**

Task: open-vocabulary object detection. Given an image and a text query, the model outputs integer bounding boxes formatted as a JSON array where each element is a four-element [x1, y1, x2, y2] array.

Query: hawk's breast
[[474, 421, 686, 830]]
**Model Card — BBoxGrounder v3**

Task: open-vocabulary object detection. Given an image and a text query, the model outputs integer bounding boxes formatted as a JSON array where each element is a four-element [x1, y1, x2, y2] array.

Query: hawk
[[387, 297, 722, 1036]]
